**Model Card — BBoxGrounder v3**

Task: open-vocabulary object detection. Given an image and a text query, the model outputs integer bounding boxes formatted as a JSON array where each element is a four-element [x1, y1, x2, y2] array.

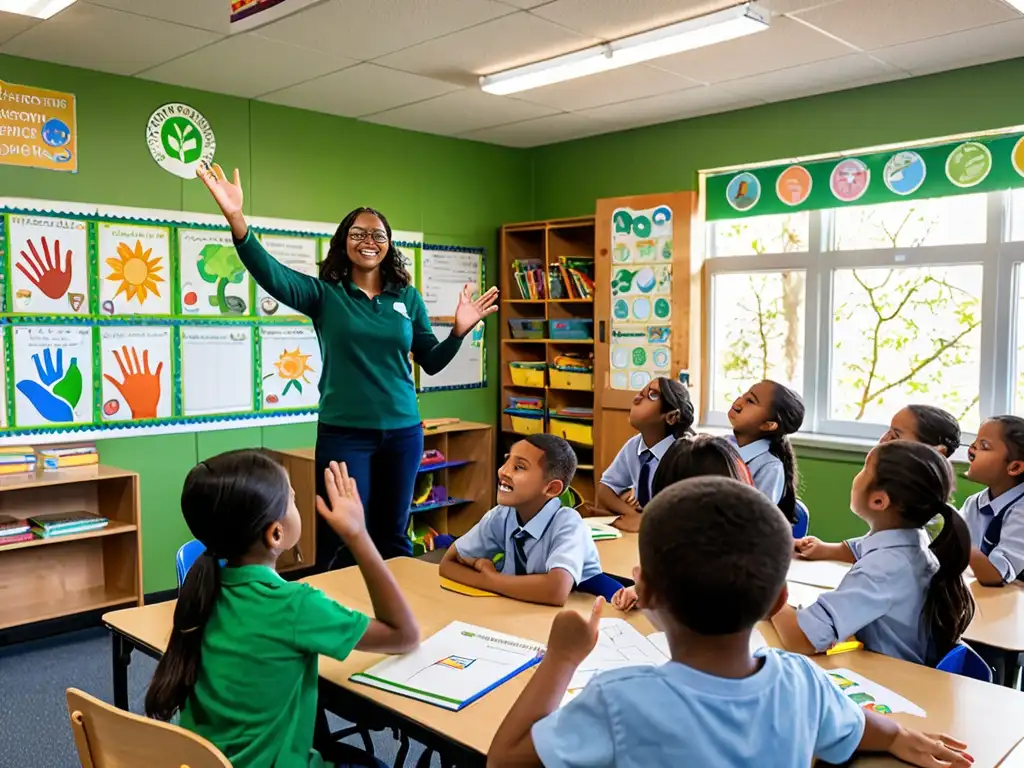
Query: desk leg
[[111, 632, 134, 710]]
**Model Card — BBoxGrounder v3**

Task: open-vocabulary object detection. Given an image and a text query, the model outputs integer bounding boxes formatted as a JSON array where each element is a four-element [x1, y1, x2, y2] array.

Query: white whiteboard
[[420, 248, 483, 320], [418, 323, 485, 391]]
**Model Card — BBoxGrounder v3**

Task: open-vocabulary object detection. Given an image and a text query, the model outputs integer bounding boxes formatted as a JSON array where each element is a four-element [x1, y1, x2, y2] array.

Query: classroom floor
[[0, 626, 437, 767]]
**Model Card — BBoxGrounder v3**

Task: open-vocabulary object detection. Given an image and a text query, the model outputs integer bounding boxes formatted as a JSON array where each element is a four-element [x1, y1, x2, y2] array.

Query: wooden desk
[[594, 532, 639, 579]]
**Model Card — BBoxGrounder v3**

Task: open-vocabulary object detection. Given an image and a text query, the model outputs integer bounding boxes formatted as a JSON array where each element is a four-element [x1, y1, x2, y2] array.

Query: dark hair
[[870, 441, 975, 662], [651, 434, 751, 496], [990, 415, 1024, 486], [640, 477, 791, 635], [906, 405, 961, 457], [656, 377, 695, 439], [319, 207, 411, 289], [145, 450, 292, 721], [521, 434, 577, 489], [764, 380, 804, 524]]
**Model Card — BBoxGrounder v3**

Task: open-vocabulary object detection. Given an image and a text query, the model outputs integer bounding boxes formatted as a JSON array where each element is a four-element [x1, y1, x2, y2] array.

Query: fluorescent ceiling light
[[480, 3, 769, 96], [0, 0, 77, 19]]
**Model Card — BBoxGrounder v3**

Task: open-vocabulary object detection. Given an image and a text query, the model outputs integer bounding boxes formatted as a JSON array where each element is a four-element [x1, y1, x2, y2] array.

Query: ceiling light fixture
[[0, 0, 77, 19], [480, 2, 770, 96]]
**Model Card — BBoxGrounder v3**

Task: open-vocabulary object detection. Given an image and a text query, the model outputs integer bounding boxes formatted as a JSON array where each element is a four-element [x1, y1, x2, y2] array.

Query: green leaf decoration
[[197, 244, 245, 285], [53, 358, 83, 408]]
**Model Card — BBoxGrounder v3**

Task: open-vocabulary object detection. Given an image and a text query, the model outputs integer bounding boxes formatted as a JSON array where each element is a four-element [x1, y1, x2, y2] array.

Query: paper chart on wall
[[6, 214, 90, 316], [99, 327, 173, 422], [609, 206, 673, 391], [255, 235, 318, 317], [98, 222, 171, 316], [0, 332, 7, 429], [180, 326, 253, 416], [421, 249, 482, 320], [418, 323, 484, 391], [178, 229, 251, 317], [827, 668, 926, 716], [12, 325, 94, 428], [259, 325, 322, 410]]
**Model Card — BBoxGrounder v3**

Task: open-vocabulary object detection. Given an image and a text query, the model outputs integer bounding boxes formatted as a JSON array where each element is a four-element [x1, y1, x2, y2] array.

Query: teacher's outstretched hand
[[198, 163, 248, 240], [454, 284, 499, 337]]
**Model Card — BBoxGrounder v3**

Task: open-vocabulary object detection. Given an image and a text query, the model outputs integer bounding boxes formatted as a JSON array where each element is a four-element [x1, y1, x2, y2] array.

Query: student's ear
[[934, 444, 949, 457], [543, 478, 566, 499], [759, 420, 779, 434], [869, 489, 891, 512], [767, 585, 789, 618], [263, 521, 284, 551], [1009, 460, 1024, 479], [663, 408, 680, 426]]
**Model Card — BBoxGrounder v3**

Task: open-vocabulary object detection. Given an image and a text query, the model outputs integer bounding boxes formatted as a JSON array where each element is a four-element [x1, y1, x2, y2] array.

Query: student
[[596, 377, 694, 532], [487, 478, 972, 768], [881, 404, 961, 457], [145, 452, 419, 768], [961, 415, 1024, 587], [728, 380, 804, 523], [775, 441, 975, 666], [439, 434, 601, 606]]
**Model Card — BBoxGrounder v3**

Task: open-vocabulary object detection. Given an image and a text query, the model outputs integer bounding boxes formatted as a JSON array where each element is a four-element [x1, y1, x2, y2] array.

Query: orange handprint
[[17, 237, 73, 300], [103, 346, 163, 419]]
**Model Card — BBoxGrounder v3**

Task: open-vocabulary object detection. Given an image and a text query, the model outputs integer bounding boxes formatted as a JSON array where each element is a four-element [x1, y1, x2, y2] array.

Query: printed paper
[[178, 228, 250, 317], [259, 325, 322, 410], [98, 222, 171, 316], [12, 325, 93, 427], [181, 326, 253, 416], [7, 214, 89, 315], [99, 327, 173, 422], [256, 235, 318, 317], [787, 559, 851, 589], [827, 668, 926, 716], [561, 619, 669, 706]]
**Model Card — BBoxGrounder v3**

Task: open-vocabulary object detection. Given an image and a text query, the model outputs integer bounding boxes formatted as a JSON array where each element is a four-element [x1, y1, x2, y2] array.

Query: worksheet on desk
[[561, 619, 669, 707], [787, 559, 850, 589]]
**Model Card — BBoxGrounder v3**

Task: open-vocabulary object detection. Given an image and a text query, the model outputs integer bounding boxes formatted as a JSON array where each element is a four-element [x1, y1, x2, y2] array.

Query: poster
[[259, 325, 322, 410], [421, 248, 482, 319], [178, 228, 251, 317], [0, 80, 76, 172], [418, 323, 484, 391], [609, 205, 673, 390], [98, 222, 171, 316], [256, 235, 318, 317], [99, 327, 173, 422], [180, 326, 253, 416], [12, 325, 93, 428], [6, 214, 89, 315]]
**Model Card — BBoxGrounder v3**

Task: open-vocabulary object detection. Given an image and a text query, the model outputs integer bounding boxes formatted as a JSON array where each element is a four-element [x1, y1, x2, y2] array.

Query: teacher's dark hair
[[320, 207, 412, 289], [145, 450, 292, 721]]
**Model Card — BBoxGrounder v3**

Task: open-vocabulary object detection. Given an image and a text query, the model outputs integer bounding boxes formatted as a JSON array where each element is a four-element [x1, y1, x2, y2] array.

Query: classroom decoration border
[[705, 130, 1024, 220]]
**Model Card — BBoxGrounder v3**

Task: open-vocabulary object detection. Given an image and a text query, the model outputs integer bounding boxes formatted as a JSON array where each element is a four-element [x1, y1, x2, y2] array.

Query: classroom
[[2, 0, 1024, 765]]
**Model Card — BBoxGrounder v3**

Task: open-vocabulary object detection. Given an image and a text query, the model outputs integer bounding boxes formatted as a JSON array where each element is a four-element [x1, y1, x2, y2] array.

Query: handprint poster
[[180, 326, 253, 416], [12, 326, 94, 427], [99, 327, 173, 422], [178, 229, 250, 317], [98, 223, 171, 316], [259, 326, 322, 410], [255, 235, 318, 317], [7, 214, 89, 315]]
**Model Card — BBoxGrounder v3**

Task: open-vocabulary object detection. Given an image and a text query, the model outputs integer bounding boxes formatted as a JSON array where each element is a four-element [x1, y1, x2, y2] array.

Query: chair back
[[175, 539, 207, 589], [792, 499, 810, 539], [936, 643, 993, 683], [66, 688, 232, 768]]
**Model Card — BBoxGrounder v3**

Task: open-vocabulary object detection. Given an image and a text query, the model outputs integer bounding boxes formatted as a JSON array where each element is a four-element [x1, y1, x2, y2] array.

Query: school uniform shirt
[[960, 486, 1024, 583], [599, 434, 675, 502], [454, 497, 603, 585], [531, 648, 865, 768], [727, 436, 784, 504], [179, 565, 370, 768], [797, 528, 938, 665]]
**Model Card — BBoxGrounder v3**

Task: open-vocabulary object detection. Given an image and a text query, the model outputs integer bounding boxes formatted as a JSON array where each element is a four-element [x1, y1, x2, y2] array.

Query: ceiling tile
[[85, 0, 233, 33], [769, 0, 843, 13], [0, 10, 40, 46], [254, 0, 515, 61], [792, 0, 1018, 51], [260, 64, 461, 117], [495, 0, 554, 7], [376, 12, 599, 85], [364, 88, 558, 136], [717, 53, 905, 102], [578, 84, 763, 128], [654, 15, 856, 84], [0, 3, 221, 76], [512, 64, 699, 111], [531, 0, 739, 40], [460, 112, 611, 147], [872, 18, 1024, 77]]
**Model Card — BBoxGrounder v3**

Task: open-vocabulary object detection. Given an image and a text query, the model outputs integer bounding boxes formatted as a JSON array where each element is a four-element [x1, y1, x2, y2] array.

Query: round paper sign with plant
[[146, 103, 216, 179]]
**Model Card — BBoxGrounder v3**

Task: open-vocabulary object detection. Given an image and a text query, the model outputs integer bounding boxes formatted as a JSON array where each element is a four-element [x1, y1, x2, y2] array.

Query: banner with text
[[0, 80, 76, 173]]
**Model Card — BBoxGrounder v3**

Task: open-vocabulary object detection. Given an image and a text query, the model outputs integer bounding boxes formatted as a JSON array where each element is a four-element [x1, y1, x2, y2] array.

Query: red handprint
[[103, 346, 163, 419], [17, 237, 73, 300]]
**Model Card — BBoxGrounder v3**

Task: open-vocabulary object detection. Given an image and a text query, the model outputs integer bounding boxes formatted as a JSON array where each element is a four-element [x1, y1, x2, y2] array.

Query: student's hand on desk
[[890, 727, 972, 768], [316, 461, 367, 541], [546, 597, 604, 666], [612, 515, 641, 533], [618, 489, 640, 510], [473, 558, 497, 575], [611, 586, 638, 611], [794, 536, 825, 559]]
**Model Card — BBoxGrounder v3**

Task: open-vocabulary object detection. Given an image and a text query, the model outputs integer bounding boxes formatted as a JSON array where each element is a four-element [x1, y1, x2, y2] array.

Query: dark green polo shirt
[[235, 232, 463, 429], [179, 565, 369, 768]]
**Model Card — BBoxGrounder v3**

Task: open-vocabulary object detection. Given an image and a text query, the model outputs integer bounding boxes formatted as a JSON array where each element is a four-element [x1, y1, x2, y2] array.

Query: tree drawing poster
[[178, 228, 250, 317], [180, 325, 253, 416], [99, 327, 173, 422], [259, 325, 321, 410], [256, 235, 318, 317], [12, 325, 94, 428], [98, 222, 171, 316], [6, 214, 89, 316]]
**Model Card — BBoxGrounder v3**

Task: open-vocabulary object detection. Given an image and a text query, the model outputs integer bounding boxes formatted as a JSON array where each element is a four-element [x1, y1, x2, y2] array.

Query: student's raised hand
[[546, 597, 603, 666], [889, 727, 972, 768], [315, 461, 366, 541], [611, 586, 638, 612], [794, 536, 825, 560]]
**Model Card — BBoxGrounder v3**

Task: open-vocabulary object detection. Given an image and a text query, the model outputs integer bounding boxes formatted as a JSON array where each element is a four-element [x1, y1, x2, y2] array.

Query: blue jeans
[[315, 422, 424, 569]]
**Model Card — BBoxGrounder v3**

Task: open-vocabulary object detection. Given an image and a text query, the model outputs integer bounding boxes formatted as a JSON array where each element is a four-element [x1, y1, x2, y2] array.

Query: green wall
[[0, 54, 531, 592]]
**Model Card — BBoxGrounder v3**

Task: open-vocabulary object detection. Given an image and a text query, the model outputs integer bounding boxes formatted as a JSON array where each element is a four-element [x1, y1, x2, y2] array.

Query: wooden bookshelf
[[499, 217, 598, 512], [0, 465, 142, 631]]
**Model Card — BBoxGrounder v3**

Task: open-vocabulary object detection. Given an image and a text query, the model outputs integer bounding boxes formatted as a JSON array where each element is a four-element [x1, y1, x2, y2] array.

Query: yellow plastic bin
[[509, 363, 546, 388], [508, 412, 545, 435], [548, 417, 594, 446], [549, 368, 593, 390]]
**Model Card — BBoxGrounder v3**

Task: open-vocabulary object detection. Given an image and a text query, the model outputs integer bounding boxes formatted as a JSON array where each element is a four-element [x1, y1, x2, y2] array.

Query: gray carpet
[[0, 626, 438, 767]]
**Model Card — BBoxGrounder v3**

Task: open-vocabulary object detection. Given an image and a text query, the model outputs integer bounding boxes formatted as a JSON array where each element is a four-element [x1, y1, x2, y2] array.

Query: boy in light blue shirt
[[440, 434, 601, 606], [487, 477, 972, 768]]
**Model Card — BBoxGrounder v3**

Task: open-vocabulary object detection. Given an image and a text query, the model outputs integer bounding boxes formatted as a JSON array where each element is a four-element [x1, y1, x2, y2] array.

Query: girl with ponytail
[[774, 441, 974, 666]]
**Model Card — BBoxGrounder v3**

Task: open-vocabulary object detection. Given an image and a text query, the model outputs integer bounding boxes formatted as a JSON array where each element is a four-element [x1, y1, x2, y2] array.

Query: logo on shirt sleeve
[[393, 301, 409, 319]]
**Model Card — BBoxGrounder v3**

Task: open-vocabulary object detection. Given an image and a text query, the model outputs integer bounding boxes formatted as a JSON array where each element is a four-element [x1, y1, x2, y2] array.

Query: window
[[1013, 190, 1024, 242], [708, 212, 809, 257], [832, 195, 987, 250], [1016, 264, 1024, 417]]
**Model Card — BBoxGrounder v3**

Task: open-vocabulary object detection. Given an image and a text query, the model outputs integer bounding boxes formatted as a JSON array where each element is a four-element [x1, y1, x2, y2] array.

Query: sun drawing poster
[[180, 325, 253, 417], [12, 325, 94, 428], [6, 214, 89, 316], [255, 235, 318, 317], [259, 326, 322, 410], [98, 223, 171, 316], [99, 327, 173, 422], [178, 228, 251, 317]]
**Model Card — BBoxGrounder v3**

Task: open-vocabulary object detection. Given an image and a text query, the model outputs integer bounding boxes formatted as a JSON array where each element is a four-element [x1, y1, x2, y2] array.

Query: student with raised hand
[[961, 415, 1024, 587], [145, 452, 419, 768], [596, 377, 694, 532], [727, 379, 804, 523], [487, 478, 973, 768], [774, 441, 975, 666], [439, 434, 601, 606]]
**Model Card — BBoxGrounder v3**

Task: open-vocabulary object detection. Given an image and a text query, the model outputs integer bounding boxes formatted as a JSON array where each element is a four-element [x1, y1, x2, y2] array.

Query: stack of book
[[512, 259, 546, 299], [0, 514, 33, 546], [29, 511, 109, 539], [549, 257, 595, 300], [37, 443, 98, 470], [0, 446, 37, 475]]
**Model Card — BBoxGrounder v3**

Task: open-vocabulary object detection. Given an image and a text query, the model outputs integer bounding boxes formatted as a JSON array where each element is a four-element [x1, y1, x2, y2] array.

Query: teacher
[[198, 163, 498, 570]]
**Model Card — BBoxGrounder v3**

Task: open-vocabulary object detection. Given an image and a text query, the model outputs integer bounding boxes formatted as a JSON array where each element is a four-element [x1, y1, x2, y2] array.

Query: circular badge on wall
[[147, 103, 216, 179], [776, 165, 812, 206], [883, 151, 926, 196], [1012, 136, 1024, 178], [726, 172, 761, 211], [945, 141, 991, 188], [830, 158, 870, 202]]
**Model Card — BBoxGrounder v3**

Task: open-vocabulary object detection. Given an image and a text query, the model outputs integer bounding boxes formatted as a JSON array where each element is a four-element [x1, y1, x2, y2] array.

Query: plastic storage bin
[[549, 368, 593, 390], [504, 409, 545, 435], [549, 319, 593, 340], [508, 318, 546, 339], [509, 362, 546, 388], [548, 417, 594, 446]]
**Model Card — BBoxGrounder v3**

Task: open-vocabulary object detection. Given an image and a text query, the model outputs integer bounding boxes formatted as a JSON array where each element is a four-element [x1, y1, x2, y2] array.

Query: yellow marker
[[439, 577, 499, 598], [827, 641, 864, 655]]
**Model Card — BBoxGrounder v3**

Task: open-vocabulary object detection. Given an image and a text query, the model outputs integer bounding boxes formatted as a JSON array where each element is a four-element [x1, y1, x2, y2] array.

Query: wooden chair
[[66, 688, 232, 768]]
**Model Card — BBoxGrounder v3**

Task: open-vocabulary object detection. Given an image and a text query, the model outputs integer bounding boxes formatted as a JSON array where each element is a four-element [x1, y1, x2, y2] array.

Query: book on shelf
[[557, 257, 595, 300], [0, 460, 37, 475], [0, 531, 35, 546], [37, 442, 98, 470], [511, 259, 545, 300], [28, 511, 109, 537], [0, 514, 30, 537], [0, 446, 36, 464]]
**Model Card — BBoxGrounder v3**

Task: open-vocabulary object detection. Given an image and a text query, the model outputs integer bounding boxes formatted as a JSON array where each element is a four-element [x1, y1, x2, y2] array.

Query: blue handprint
[[17, 348, 82, 423]]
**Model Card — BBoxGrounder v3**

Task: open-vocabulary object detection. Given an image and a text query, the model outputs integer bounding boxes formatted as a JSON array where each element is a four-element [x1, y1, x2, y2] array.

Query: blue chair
[[936, 643, 993, 683], [175, 539, 207, 590], [792, 499, 810, 539], [578, 572, 628, 601]]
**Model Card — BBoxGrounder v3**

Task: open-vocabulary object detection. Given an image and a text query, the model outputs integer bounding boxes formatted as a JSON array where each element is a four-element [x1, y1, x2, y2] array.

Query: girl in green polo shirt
[[145, 451, 420, 768]]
